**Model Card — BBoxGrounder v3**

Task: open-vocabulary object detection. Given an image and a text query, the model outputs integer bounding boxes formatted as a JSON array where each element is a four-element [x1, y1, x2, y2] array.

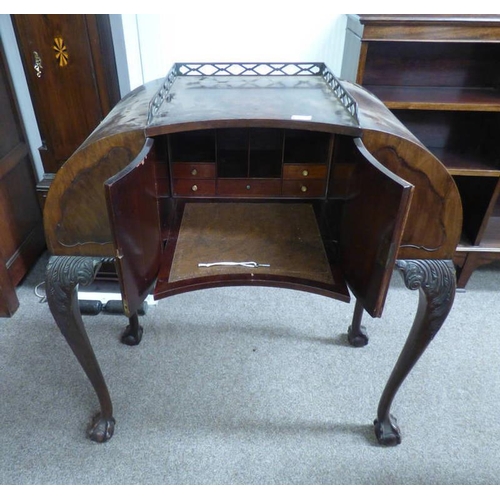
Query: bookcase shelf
[[427, 148, 500, 177], [364, 85, 500, 111], [345, 14, 500, 286]]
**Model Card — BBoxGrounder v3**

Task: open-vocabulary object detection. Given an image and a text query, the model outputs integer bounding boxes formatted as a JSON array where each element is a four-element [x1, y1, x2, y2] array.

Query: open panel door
[[105, 138, 162, 317], [340, 138, 414, 318]]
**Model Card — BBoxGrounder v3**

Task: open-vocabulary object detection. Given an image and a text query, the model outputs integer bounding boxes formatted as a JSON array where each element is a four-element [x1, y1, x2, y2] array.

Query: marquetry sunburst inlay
[[53, 37, 69, 67]]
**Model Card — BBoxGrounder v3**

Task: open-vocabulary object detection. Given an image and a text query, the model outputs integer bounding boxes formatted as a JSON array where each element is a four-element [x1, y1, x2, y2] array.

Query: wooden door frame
[[0, 32, 45, 317]]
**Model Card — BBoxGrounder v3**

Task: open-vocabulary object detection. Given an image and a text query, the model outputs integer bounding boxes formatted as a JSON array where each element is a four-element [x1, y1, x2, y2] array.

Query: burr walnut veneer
[[43, 63, 462, 446]]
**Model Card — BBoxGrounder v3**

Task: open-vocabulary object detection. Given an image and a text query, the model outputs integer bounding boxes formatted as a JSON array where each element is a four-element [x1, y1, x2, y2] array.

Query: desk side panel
[[43, 130, 147, 257], [43, 80, 159, 257], [343, 80, 463, 260], [361, 130, 462, 260]]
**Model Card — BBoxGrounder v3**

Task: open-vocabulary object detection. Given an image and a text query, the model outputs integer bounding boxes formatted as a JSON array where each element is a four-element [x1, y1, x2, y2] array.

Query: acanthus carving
[[45, 256, 113, 313], [395, 259, 456, 340]]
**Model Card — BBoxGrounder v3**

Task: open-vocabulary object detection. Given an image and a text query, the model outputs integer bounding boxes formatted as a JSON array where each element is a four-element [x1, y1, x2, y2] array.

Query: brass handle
[[191, 168, 198, 176], [302, 169, 309, 177], [301, 185, 308, 193], [191, 184, 198, 192], [33, 51, 43, 78]]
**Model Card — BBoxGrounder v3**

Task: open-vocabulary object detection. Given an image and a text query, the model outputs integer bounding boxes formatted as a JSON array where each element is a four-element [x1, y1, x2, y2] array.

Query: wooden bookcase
[[343, 14, 500, 287]]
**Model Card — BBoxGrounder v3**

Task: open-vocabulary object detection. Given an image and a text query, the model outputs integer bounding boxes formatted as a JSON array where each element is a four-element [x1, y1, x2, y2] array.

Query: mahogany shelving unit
[[344, 14, 500, 287]]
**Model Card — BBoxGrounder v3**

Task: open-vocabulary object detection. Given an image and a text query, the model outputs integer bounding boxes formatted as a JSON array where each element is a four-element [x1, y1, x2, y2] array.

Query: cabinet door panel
[[340, 138, 414, 317], [105, 139, 162, 317]]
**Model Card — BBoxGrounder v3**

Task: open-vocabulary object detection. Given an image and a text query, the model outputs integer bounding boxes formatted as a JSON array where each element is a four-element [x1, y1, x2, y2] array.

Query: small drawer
[[172, 162, 216, 179], [172, 179, 216, 197], [283, 164, 327, 179], [282, 180, 326, 198], [217, 179, 281, 197]]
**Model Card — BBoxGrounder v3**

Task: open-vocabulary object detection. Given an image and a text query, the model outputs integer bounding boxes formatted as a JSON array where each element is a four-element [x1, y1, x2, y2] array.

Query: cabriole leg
[[45, 256, 115, 443], [347, 298, 369, 347], [374, 259, 456, 446]]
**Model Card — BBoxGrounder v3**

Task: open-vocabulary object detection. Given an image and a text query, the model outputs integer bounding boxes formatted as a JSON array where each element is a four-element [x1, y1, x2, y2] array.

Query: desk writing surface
[[153, 202, 350, 302], [169, 203, 335, 282]]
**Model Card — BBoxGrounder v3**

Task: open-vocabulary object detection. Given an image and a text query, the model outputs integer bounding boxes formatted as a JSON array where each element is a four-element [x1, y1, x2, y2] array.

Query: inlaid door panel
[[12, 14, 120, 174]]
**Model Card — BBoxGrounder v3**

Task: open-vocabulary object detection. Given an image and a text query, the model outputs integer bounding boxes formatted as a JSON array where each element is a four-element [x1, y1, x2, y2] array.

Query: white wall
[[120, 5, 348, 92]]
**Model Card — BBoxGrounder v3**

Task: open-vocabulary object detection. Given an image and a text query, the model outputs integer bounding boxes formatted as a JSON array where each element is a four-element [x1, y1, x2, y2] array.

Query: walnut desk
[[43, 63, 462, 446]]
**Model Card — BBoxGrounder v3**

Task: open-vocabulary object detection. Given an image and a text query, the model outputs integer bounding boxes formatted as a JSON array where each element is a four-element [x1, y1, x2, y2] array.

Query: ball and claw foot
[[374, 414, 401, 446], [88, 413, 115, 443], [121, 323, 143, 346], [347, 325, 369, 347]]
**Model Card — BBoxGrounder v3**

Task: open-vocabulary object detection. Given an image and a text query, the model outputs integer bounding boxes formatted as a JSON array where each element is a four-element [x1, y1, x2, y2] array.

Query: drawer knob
[[301, 185, 308, 193], [302, 169, 309, 177], [246, 184, 251, 190], [191, 168, 198, 176], [191, 184, 198, 192]]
